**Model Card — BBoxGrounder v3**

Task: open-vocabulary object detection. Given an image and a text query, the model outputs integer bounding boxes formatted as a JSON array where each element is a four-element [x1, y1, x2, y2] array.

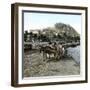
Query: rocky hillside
[[43, 22, 80, 37], [54, 23, 80, 37], [24, 22, 80, 42]]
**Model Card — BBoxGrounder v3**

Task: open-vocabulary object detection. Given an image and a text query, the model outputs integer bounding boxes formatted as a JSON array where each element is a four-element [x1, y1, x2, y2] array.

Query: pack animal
[[40, 45, 58, 61]]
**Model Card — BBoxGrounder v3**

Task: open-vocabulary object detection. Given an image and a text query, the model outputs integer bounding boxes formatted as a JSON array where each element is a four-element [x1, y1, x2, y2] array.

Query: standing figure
[[58, 45, 65, 59], [52, 42, 59, 60]]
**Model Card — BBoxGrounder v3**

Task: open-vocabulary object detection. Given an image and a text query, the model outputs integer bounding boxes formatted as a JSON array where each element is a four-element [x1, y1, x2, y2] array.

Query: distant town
[[24, 22, 80, 43]]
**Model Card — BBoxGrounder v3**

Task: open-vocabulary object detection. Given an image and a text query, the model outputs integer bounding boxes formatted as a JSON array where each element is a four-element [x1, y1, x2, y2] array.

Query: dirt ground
[[24, 50, 80, 77]]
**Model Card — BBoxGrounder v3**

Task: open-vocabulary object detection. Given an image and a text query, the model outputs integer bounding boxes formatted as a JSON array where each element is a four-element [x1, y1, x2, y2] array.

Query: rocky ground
[[24, 48, 80, 77], [67, 46, 80, 64]]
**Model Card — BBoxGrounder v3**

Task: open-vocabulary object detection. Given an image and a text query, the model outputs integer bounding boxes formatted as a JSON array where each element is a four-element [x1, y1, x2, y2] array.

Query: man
[[52, 42, 59, 59], [53, 42, 57, 50], [48, 42, 53, 49], [58, 44, 65, 59]]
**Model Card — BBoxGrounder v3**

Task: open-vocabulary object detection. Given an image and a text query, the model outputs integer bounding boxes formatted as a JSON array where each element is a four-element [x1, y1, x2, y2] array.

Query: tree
[[55, 23, 65, 29], [24, 31, 28, 42], [33, 33, 37, 41], [29, 32, 33, 42], [57, 34, 62, 39], [37, 30, 42, 42], [74, 36, 80, 42]]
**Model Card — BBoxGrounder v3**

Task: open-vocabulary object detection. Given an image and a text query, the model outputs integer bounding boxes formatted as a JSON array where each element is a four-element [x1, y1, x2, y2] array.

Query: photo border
[[11, 3, 88, 87]]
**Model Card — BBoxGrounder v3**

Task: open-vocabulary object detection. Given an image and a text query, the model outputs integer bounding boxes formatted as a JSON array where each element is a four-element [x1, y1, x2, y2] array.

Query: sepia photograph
[[23, 12, 81, 77]]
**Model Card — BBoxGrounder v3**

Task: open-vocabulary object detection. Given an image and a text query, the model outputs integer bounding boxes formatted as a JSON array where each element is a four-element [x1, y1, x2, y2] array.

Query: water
[[67, 46, 80, 64]]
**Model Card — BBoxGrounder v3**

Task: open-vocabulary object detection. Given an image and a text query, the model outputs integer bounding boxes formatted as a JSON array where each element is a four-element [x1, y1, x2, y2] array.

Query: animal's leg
[[54, 53, 57, 60], [48, 54, 50, 59], [43, 52, 46, 61], [57, 53, 59, 60], [46, 54, 48, 59], [59, 52, 61, 59], [58, 51, 61, 60], [43, 52, 44, 61], [54, 52, 57, 60], [57, 51, 60, 60], [45, 53, 47, 61]]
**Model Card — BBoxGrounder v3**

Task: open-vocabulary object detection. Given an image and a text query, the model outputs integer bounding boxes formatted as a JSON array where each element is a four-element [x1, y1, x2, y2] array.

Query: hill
[[24, 22, 80, 43], [43, 23, 79, 37]]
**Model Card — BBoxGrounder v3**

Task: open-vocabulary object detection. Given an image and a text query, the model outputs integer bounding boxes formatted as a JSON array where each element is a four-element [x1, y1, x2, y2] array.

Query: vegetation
[[24, 22, 80, 43]]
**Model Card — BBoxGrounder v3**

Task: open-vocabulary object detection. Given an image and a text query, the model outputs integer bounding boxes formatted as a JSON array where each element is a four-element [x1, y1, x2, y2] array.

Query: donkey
[[40, 45, 58, 61]]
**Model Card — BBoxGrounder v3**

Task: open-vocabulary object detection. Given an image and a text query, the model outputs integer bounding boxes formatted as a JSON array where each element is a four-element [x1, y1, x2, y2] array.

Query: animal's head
[[39, 46, 45, 53], [59, 45, 62, 48]]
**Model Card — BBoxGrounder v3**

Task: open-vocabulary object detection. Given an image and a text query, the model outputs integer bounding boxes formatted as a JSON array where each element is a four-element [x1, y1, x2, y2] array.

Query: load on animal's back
[[39, 44, 57, 61], [52, 42, 65, 59], [39, 42, 65, 61]]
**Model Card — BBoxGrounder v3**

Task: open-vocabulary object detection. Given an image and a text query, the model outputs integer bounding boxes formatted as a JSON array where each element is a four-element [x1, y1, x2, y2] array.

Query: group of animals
[[39, 42, 65, 61]]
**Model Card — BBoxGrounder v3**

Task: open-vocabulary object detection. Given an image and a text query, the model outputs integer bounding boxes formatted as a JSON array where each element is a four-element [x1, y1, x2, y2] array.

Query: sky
[[24, 12, 81, 34]]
